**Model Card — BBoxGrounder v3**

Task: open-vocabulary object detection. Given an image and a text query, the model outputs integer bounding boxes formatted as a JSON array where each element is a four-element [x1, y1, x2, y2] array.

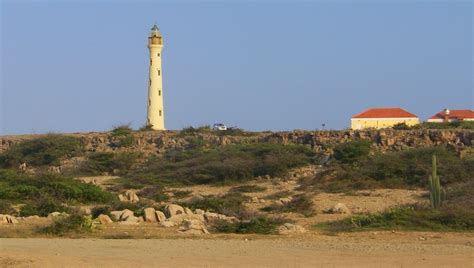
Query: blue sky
[[1, 1, 472, 134]]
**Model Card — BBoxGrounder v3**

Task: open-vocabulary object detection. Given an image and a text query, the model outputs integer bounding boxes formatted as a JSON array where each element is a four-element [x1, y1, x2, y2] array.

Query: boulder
[[277, 223, 306, 235], [97, 214, 113, 225], [164, 204, 185, 218], [121, 215, 140, 224], [48, 212, 68, 219], [120, 209, 135, 221], [118, 194, 127, 202], [323, 203, 351, 214], [184, 207, 194, 215], [143, 207, 157, 222], [160, 221, 176, 227], [279, 197, 293, 205], [155, 211, 166, 222], [125, 190, 140, 203], [204, 212, 237, 225], [179, 219, 209, 235], [110, 211, 123, 221], [194, 209, 205, 215], [0, 214, 18, 224]]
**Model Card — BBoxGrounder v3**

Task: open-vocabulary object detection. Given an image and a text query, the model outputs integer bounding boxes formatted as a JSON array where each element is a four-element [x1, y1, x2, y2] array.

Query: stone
[[323, 203, 351, 214], [25, 215, 41, 221], [143, 207, 157, 222], [125, 190, 140, 203], [279, 197, 293, 205], [123, 215, 140, 223], [160, 221, 176, 227], [155, 211, 166, 222], [251, 196, 259, 203], [97, 214, 113, 224], [277, 223, 306, 235], [179, 219, 209, 234], [120, 209, 135, 220], [118, 194, 127, 202], [167, 214, 187, 224], [110, 211, 123, 221], [164, 204, 185, 218], [48, 212, 68, 218], [204, 212, 237, 225], [194, 209, 205, 215], [0, 214, 18, 224], [184, 207, 194, 215]]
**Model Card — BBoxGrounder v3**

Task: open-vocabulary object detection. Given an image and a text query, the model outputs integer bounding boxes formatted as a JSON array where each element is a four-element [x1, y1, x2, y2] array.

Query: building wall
[[351, 118, 420, 130]]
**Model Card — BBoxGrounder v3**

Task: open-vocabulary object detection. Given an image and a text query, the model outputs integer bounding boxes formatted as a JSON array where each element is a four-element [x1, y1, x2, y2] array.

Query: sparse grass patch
[[182, 192, 249, 217], [260, 194, 315, 217], [79, 152, 142, 176], [264, 190, 292, 200], [0, 135, 84, 168], [171, 190, 193, 199], [129, 143, 316, 185], [214, 216, 286, 234], [39, 213, 94, 235], [230, 185, 267, 193]]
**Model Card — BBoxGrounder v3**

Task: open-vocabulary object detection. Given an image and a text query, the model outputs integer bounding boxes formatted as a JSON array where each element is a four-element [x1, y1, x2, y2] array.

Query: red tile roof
[[352, 108, 418, 119], [429, 109, 474, 120]]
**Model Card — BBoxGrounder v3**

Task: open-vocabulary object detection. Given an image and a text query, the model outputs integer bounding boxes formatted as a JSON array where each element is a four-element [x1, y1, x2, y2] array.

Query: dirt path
[[1, 232, 473, 267]]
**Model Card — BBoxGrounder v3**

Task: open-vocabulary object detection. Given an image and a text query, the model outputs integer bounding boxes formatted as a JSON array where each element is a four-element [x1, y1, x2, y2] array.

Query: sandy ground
[[1, 232, 473, 268]]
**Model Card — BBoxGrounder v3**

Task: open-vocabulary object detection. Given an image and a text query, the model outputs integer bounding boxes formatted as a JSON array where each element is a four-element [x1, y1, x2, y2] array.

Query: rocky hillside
[[1, 129, 473, 156]]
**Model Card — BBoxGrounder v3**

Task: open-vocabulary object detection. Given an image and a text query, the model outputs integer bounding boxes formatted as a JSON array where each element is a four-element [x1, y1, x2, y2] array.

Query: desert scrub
[[182, 192, 249, 217], [110, 125, 135, 148], [39, 213, 94, 235], [0, 135, 84, 168], [129, 143, 316, 185], [333, 140, 372, 164], [19, 197, 69, 217], [214, 216, 286, 234], [171, 190, 193, 199], [78, 152, 142, 175], [264, 190, 292, 200], [316, 206, 474, 232], [0, 169, 115, 216], [0, 200, 15, 215], [230, 185, 267, 193], [260, 194, 316, 217], [305, 147, 473, 192]]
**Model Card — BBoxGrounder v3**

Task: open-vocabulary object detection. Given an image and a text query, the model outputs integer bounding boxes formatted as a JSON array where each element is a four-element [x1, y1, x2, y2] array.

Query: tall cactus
[[428, 154, 445, 209]]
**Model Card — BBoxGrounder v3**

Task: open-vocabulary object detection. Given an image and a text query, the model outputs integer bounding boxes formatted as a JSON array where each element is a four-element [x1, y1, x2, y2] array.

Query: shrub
[[110, 124, 133, 137], [230, 185, 267, 193], [91, 206, 112, 219], [130, 143, 316, 185], [0, 135, 84, 168], [172, 190, 193, 199], [138, 185, 170, 203], [19, 197, 68, 217], [392, 122, 410, 130], [214, 216, 286, 234], [333, 140, 372, 164], [0, 170, 115, 206], [39, 213, 94, 235], [264, 190, 292, 200], [183, 192, 249, 217], [79, 152, 141, 175], [0, 200, 15, 215], [413, 121, 474, 130], [261, 194, 315, 217]]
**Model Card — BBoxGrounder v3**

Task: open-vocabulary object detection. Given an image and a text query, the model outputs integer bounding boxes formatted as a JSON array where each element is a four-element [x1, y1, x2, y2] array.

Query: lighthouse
[[146, 24, 165, 130]]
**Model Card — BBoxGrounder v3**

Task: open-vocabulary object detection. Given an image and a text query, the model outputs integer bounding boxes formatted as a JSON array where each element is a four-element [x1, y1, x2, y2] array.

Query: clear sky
[[1, 1, 472, 135]]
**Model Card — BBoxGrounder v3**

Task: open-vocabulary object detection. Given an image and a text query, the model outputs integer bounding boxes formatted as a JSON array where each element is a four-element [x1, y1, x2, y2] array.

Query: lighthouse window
[[158, 90, 161, 96], [159, 110, 162, 116], [157, 53, 160, 57], [158, 70, 161, 76]]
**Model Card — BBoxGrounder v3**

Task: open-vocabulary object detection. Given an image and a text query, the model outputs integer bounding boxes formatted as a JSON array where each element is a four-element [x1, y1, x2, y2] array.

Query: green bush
[[309, 147, 473, 192], [138, 185, 170, 203], [317, 206, 474, 232], [261, 194, 315, 217], [91, 206, 112, 219], [333, 140, 372, 164], [172, 190, 193, 199], [413, 121, 474, 130], [0, 135, 84, 168], [79, 152, 141, 175], [392, 122, 410, 130], [19, 197, 69, 217], [0, 200, 15, 215], [39, 213, 94, 235], [110, 125, 133, 137], [215, 216, 286, 234], [0, 169, 115, 206], [230, 185, 267, 193], [130, 143, 316, 185], [183, 192, 249, 217]]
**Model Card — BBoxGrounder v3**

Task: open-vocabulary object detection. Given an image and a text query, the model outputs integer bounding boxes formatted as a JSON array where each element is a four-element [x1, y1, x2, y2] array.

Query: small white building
[[427, 109, 474, 123]]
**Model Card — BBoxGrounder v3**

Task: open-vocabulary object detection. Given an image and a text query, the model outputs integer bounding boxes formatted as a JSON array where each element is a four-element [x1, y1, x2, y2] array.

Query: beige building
[[147, 24, 165, 130], [351, 108, 420, 130]]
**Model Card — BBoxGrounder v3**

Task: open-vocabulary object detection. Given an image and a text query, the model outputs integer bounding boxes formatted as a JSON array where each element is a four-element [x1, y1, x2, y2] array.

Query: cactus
[[428, 154, 445, 209]]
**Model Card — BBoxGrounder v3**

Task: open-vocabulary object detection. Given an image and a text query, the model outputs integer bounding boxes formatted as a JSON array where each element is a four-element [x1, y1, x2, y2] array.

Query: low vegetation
[[129, 143, 316, 185], [39, 213, 94, 235], [214, 216, 286, 234], [230, 184, 267, 193], [110, 125, 135, 148], [183, 192, 249, 217], [260, 194, 316, 217], [0, 135, 84, 168], [78, 152, 142, 176], [306, 145, 473, 192], [0, 169, 115, 216]]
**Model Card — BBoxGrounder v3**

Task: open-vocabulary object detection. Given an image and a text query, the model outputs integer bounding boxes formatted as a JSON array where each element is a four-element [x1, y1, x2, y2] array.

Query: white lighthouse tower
[[147, 24, 165, 130]]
